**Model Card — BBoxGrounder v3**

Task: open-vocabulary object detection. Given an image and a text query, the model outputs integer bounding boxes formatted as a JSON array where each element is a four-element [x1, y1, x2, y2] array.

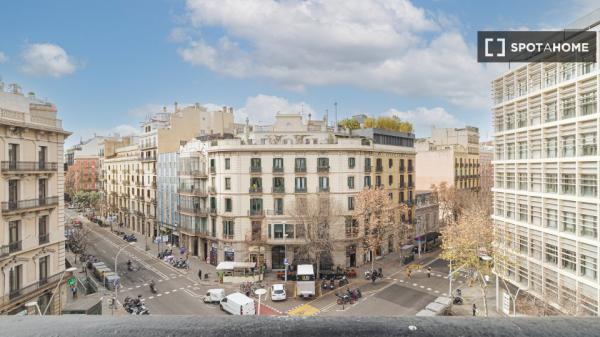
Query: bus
[[296, 264, 315, 298]]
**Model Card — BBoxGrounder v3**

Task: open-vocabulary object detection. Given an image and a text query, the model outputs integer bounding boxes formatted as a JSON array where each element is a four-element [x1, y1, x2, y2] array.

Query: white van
[[296, 264, 316, 298], [220, 292, 256, 315]]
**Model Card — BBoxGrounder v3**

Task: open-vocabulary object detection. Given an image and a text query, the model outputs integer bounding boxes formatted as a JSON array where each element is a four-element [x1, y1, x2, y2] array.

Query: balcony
[[7, 241, 22, 254], [408, 165, 413, 172], [210, 208, 217, 215], [1, 161, 58, 173], [208, 186, 216, 194], [180, 170, 208, 178], [399, 166, 405, 173], [39, 233, 50, 245], [365, 165, 372, 172], [179, 225, 209, 236], [266, 209, 284, 216], [1, 196, 58, 214], [317, 166, 330, 173], [141, 155, 156, 162], [249, 186, 263, 194], [376, 165, 383, 172], [295, 187, 307, 193], [123, 180, 130, 186], [3, 271, 63, 305], [272, 186, 285, 193], [248, 209, 265, 218], [273, 166, 284, 173], [319, 186, 330, 193], [250, 166, 262, 173], [210, 166, 216, 174], [295, 166, 307, 173]]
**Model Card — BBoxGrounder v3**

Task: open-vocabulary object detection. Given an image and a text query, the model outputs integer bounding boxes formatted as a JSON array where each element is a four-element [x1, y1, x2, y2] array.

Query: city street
[[69, 210, 467, 316]]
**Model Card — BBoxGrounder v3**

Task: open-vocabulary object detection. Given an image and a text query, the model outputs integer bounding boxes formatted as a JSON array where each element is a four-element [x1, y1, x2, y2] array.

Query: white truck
[[219, 292, 256, 315], [203, 289, 225, 304], [296, 264, 316, 298]]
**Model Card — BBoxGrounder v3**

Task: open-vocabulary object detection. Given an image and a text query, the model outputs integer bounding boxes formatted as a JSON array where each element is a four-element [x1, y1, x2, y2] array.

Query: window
[[38, 215, 48, 244], [273, 177, 284, 193], [518, 235, 528, 253], [266, 158, 281, 174], [225, 178, 231, 190], [545, 243, 558, 264], [530, 173, 541, 192], [345, 217, 358, 238], [399, 159, 405, 172], [347, 176, 355, 189], [518, 204, 527, 222], [348, 197, 354, 211], [561, 211, 576, 233], [561, 173, 576, 195], [364, 176, 371, 188], [580, 174, 597, 197], [581, 248, 598, 280], [348, 157, 355, 169], [544, 173, 557, 193], [295, 177, 307, 192], [319, 176, 329, 191], [580, 91, 597, 116], [518, 173, 527, 190], [544, 101, 557, 122], [274, 198, 284, 215], [225, 198, 232, 212], [250, 158, 261, 171], [545, 208, 558, 229], [223, 220, 234, 238], [9, 265, 22, 295], [580, 132, 597, 156], [388, 175, 393, 186], [581, 214, 598, 238], [561, 248, 576, 272], [364, 158, 371, 171], [518, 141, 527, 159], [250, 198, 263, 214], [517, 109, 527, 128], [399, 191, 404, 203], [39, 256, 49, 283], [544, 137, 557, 158], [317, 157, 329, 170], [38, 146, 47, 168], [9, 220, 20, 253], [561, 96, 576, 119], [8, 143, 19, 168], [225, 158, 230, 170], [375, 175, 381, 187], [561, 135, 576, 157], [274, 224, 284, 239], [295, 158, 306, 172], [285, 223, 294, 239], [388, 159, 393, 168], [506, 173, 515, 189]]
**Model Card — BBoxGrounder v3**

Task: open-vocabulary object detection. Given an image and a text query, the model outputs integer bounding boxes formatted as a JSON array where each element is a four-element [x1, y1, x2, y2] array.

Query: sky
[[0, 0, 598, 148]]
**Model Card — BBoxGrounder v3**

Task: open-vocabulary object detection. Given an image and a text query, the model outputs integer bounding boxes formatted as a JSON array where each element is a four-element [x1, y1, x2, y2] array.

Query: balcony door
[[8, 179, 18, 209], [8, 143, 19, 169], [38, 178, 47, 205], [39, 256, 49, 285], [9, 220, 20, 252], [9, 265, 22, 296], [38, 146, 47, 170]]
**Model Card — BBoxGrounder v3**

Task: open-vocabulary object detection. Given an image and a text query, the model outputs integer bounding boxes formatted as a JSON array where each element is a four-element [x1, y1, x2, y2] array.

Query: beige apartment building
[[0, 85, 70, 314], [177, 114, 415, 270], [415, 126, 480, 190], [105, 104, 234, 240]]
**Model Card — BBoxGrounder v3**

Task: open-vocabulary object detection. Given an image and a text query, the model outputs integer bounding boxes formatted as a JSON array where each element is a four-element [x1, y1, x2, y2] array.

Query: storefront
[[209, 242, 218, 266], [345, 244, 356, 267], [271, 245, 285, 270], [224, 246, 235, 262]]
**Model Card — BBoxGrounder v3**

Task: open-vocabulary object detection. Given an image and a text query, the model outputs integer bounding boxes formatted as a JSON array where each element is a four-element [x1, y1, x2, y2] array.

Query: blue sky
[[0, 0, 597, 147]]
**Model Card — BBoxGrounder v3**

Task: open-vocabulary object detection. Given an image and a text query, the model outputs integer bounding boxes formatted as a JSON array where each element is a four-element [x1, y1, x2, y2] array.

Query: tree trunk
[[480, 284, 489, 317]]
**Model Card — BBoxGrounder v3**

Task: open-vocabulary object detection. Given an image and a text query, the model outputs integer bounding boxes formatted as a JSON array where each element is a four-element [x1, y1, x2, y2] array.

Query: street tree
[[440, 188, 494, 316], [67, 224, 93, 258], [289, 195, 340, 276], [353, 187, 406, 272]]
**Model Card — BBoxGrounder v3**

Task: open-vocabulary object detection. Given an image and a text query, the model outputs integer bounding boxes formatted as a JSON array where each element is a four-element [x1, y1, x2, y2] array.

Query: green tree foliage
[[339, 116, 413, 133], [73, 191, 101, 209]]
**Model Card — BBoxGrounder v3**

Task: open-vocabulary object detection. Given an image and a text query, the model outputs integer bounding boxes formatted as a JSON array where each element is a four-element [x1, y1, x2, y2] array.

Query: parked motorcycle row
[[157, 248, 173, 259], [320, 274, 349, 291], [123, 295, 150, 315], [335, 288, 362, 305], [364, 268, 384, 282]]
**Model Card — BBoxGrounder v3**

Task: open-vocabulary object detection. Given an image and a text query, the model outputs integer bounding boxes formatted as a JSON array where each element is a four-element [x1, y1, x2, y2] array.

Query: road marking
[[158, 280, 163, 282], [165, 291, 170, 295], [135, 285, 141, 288], [412, 283, 418, 286], [179, 287, 184, 290], [442, 293, 447, 296], [393, 278, 397, 281], [157, 294, 162, 297], [128, 287, 133, 290], [288, 303, 320, 317], [148, 296, 154, 300], [172, 289, 177, 292], [399, 280, 404, 283], [434, 290, 439, 293], [419, 285, 425, 289], [427, 288, 432, 291], [143, 283, 148, 286]]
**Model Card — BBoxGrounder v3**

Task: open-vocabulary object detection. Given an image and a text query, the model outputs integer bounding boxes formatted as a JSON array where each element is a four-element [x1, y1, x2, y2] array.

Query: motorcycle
[[149, 281, 157, 294], [453, 296, 463, 305], [338, 275, 349, 286], [123, 295, 150, 315], [335, 292, 354, 305]]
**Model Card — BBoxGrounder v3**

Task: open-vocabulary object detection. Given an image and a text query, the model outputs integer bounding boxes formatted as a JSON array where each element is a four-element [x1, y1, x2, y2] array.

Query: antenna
[[334, 102, 338, 132]]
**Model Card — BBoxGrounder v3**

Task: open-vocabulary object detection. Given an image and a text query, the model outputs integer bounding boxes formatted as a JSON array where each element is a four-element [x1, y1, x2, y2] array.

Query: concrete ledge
[[1, 316, 599, 337]]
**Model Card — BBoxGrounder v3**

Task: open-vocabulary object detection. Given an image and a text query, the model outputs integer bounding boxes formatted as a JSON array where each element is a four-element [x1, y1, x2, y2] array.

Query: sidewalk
[[450, 278, 499, 317]]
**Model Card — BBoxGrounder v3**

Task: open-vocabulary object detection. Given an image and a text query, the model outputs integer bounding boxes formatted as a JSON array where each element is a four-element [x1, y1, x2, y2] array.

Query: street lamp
[[254, 288, 267, 315], [42, 266, 77, 315], [114, 242, 136, 306]]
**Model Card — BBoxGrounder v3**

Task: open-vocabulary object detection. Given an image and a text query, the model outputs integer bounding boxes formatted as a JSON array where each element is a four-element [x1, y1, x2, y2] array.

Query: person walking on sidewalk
[[198, 269, 202, 280], [472, 303, 477, 316]]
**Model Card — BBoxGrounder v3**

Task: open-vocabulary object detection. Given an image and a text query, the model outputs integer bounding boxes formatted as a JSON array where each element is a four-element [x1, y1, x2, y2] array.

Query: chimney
[[228, 107, 233, 114], [163, 106, 167, 113], [222, 106, 227, 113], [195, 102, 200, 109], [174, 102, 178, 112]]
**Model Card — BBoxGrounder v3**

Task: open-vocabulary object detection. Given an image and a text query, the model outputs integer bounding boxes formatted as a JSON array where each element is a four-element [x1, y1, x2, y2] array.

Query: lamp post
[[283, 221, 288, 284], [254, 288, 267, 315], [114, 242, 135, 306], [42, 267, 77, 315]]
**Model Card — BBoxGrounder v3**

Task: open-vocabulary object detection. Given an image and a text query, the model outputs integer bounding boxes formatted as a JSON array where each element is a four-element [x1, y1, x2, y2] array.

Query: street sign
[[67, 277, 76, 286], [502, 292, 511, 315], [284, 258, 288, 265]]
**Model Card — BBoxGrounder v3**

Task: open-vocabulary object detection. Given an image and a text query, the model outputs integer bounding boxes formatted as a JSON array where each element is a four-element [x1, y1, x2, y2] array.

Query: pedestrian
[[407, 269, 412, 279], [71, 285, 78, 299], [427, 267, 432, 278], [472, 303, 477, 316], [198, 269, 202, 280], [457, 289, 462, 297]]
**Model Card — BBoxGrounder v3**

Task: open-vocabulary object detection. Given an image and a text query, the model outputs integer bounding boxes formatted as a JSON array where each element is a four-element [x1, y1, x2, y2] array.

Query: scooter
[[149, 281, 158, 294], [453, 296, 463, 305]]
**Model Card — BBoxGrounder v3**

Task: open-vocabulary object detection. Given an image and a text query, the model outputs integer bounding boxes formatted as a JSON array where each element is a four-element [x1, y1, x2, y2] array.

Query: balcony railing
[[8, 241, 22, 254], [1, 196, 58, 213], [209, 186, 216, 194], [180, 170, 208, 178], [319, 186, 330, 192], [250, 166, 262, 173], [1, 161, 58, 172], [273, 166, 284, 173], [295, 166, 306, 173], [272, 186, 285, 193], [141, 155, 156, 162], [249, 186, 263, 193], [3, 271, 63, 305], [317, 166, 330, 173], [39, 233, 50, 245], [376, 165, 383, 172], [248, 209, 265, 217], [365, 165, 372, 172], [266, 209, 284, 216], [210, 208, 217, 215], [295, 187, 307, 193]]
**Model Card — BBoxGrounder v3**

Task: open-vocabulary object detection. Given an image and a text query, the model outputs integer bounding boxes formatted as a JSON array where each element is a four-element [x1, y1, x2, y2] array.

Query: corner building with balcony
[[492, 25, 600, 315], [0, 84, 70, 314], [177, 113, 415, 270]]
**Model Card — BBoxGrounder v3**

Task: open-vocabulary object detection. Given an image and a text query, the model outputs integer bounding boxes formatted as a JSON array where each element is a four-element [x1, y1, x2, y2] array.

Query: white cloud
[[128, 103, 165, 118], [0, 52, 7, 63], [65, 124, 140, 148], [386, 107, 462, 136], [177, 0, 496, 109], [235, 94, 316, 124], [21, 43, 79, 77]]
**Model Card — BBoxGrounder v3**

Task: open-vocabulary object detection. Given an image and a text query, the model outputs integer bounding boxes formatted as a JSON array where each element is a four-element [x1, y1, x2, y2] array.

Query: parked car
[[270, 284, 286, 301], [219, 292, 255, 315]]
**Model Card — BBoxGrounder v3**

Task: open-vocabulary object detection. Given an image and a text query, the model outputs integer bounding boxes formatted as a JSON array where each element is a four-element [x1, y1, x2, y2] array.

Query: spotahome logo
[[478, 31, 596, 63]]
